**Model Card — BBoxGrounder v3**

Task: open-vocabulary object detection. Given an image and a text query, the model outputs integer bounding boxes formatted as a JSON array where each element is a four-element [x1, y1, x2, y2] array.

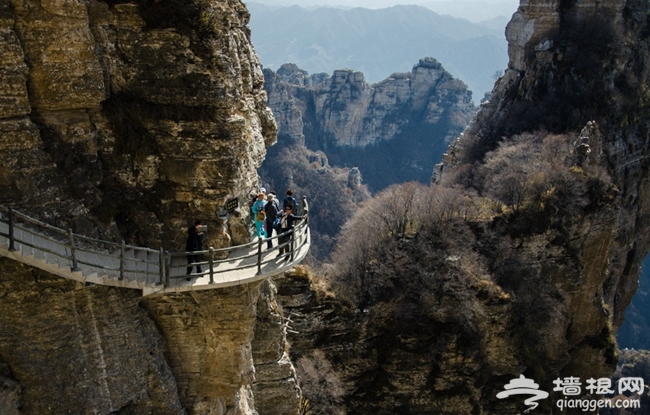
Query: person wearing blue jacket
[[252, 192, 267, 238], [283, 189, 299, 213]]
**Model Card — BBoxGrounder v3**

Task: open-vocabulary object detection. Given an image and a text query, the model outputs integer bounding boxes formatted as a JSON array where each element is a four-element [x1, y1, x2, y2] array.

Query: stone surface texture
[[0, 0, 288, 413], [265, 58, 474, 149], [0, 0, 276, 251]]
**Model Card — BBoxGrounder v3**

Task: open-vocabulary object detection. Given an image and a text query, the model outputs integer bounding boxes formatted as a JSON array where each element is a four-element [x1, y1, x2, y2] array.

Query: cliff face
[[0, 257, 300, 415], [263, 59, 475, 191], [451, 0, 650, 327], [0, 0, 276, 250], [0, 0, 298, 414]]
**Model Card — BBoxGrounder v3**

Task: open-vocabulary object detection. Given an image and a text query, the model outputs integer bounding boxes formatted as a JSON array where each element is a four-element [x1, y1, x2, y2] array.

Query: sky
[[247, 0, 521, 22], [249, 0, 520, 8]]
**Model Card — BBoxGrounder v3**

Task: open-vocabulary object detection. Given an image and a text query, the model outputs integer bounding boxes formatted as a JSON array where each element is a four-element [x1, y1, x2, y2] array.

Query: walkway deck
[[0, 205, 310, 296]]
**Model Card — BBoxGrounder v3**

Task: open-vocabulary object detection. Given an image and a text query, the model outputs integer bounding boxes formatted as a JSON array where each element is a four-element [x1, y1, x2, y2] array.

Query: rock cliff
[[0, 0, 297, 414], [0, 0, 276, 250], [0, 257, 301, 415], [263, 59, 475, 191], [441, 0, 650, 329]]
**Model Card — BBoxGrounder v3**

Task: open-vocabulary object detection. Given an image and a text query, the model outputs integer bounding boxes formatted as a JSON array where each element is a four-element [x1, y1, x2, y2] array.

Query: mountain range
[[247, 3, 509, 98]]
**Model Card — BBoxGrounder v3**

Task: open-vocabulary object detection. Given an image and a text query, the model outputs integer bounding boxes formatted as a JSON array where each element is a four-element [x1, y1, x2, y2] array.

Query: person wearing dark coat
[[283, 189, 299, 213], [186, 220, 205, 277], [276, 204, 306, 259], [264, 193, 281, 249]]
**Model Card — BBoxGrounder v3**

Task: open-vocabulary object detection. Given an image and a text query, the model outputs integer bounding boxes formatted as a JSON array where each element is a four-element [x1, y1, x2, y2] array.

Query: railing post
[[165, 252, 171, 287], [290, 228, 295, 262], [8, 208, 15, 251], [67, 229, 78, 271], [159, 248, 165, 286], [257, 238, 263, 274], [119, 240, 125, 280], [144, 250, 149, 285], [209, 247, 215, 284]]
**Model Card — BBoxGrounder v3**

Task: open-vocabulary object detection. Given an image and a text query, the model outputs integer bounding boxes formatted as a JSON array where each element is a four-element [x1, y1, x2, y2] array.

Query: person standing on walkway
[[264, 193, 281, 249], [276, 204, 306, 259], [186, 220, 205, 277], [283, 189, 299, 213], [269, 190, 281, 211], [252, 192, 267, 238]]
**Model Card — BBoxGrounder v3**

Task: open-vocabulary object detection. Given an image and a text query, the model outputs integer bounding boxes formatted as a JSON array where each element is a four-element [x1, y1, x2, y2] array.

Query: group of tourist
[[251, 188, 306, 257], [185, 188, 307, 276]]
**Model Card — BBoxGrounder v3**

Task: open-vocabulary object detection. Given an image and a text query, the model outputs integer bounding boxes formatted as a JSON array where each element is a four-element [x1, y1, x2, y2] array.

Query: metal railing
[[0, 200, 309, 290]]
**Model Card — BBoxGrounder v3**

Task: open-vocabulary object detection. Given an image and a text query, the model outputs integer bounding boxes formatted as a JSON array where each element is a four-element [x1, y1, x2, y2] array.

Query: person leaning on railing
[[275, 204, 306, 260]]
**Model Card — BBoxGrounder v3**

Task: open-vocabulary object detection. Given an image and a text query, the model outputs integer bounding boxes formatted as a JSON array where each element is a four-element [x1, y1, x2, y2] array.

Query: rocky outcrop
[[0, 256, 294, 415], [0, 259, 183, 414], [0, 0, 287, 413], [441, 0, 650, 328], [263, 59, 475, 191], [0, 0, 276, 250], [251, 279, 302, 415]]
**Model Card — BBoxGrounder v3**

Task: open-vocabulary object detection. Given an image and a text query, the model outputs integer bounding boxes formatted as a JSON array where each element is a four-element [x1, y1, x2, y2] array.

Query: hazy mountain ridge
[[262, 59, 475, 192], [247, 2, 508, 97]]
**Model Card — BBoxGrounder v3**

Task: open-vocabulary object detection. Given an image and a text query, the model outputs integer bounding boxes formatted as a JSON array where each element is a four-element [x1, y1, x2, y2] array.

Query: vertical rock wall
[[0, 0, 277, 250], [0, 0, 292, 413], [0, 259, 184, 414], [141, 284, 262, 414], [0, 256, 301, 415]]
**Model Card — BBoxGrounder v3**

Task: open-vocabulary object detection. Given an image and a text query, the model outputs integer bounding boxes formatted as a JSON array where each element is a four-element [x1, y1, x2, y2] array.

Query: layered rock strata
[[0, 256, 302, 415], [263, 59, 475, 190], [0, 0, 287, 413]]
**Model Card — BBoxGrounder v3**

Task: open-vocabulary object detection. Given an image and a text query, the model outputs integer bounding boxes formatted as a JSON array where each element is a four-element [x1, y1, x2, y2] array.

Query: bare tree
[[295, 350, 346, 415]]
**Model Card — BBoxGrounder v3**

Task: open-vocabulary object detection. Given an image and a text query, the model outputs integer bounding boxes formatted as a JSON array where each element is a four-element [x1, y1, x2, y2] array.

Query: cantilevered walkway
[[0, 204, 310, 296]]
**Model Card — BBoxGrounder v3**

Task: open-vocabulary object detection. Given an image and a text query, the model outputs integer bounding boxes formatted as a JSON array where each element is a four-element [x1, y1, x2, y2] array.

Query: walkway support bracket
[[67, 228, 78, 271], [159, 248, 165, 287]]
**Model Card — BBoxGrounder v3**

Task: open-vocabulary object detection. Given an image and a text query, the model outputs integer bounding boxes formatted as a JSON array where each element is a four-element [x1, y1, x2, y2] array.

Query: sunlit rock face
[[457, 0, 650, 329], [266, 58, 474, 148], [0, 0, 293, 414], [0, 258, 299, 415], [0, 0, 276, 250], [264, 58, 475, 191], [505, 0, 626, 72]]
